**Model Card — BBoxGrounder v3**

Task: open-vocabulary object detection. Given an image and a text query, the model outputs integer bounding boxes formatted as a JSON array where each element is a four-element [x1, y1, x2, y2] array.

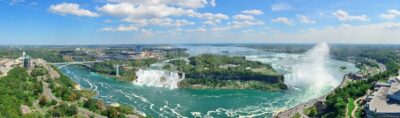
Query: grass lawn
[[347, 98, 355, 117], [355, 103, 363, 118]]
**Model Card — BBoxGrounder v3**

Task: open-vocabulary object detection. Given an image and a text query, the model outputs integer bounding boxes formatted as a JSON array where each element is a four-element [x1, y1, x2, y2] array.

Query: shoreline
[[274, 74, 351, 118]]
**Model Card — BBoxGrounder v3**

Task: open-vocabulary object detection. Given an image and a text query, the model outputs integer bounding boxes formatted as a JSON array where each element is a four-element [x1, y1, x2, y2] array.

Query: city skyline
[[1, 0, 400, 45]]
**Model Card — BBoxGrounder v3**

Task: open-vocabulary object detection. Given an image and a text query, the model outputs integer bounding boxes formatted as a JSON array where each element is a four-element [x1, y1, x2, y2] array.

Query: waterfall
[[284, 43, 338, 90], [134, 69, 185, 89]]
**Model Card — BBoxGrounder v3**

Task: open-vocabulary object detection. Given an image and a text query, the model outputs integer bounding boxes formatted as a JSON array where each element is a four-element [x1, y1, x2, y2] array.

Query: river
[[59, 44, 359, 118]]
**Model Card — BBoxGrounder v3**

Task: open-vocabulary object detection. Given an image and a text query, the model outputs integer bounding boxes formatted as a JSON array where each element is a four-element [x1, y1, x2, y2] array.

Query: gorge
[[59, 44, 359, 117]]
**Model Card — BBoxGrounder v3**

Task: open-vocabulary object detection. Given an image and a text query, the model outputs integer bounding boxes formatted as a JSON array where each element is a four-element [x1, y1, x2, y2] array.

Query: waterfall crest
[[284, 43, 338, 90], [134, 69, 185, 89]]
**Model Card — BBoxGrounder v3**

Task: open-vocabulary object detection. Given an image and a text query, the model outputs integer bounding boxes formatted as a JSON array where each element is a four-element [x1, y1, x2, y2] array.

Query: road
[[376, 61, 387, 72], [350, 90, 370, 118]]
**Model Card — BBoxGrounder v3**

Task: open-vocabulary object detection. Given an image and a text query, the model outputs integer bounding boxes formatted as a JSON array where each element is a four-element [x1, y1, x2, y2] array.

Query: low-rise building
[[366, 77, 400, 118]]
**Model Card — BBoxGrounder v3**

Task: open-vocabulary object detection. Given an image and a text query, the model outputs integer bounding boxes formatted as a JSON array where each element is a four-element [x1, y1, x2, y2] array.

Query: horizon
[[1, 42, 400, 46], [1, 0, 400, 44]]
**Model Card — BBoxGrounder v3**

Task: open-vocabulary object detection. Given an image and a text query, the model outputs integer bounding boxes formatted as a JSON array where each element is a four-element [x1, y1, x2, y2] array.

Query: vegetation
[[168, 54, 286, 90], [0, 67, 42, 117], [347, 98, 355, 117], [31, 65, 48, 77], [26, 50, 65, 63], [316, 48, 400, 118], [47, 103, 78, 117], [303, 106, 317, 117], [49, 71, 81, 101], [292, 113, 301, 118], [51, 66, 144, 117], [165, 50, 189, 59]]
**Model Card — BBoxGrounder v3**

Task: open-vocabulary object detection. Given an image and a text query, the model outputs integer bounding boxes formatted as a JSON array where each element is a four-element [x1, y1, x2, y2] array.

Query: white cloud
[[230, 20, 264, 28], [241, 9, 263, 15], [297, 14, 316, 24], [122, 18, 194, 27], [186, 28, 207, 32], [271, 17, 292, 25], [210, 0, 216, 7], [233, 14, 254, 21], [100, 25, 138, 32], [106, 0, 209, 9], [98, 2, 228, 26], [192, 12, 229, 25], [385, 22, 400, 31], [271, 3, 291, 11], [211, 20, 264, 31], [49, 3, 99, 17], [9, 0, 24, 5], [97, 3, 190, 18], [141, 29, 153, 36], [380, 9, 400, 20], [332, 9, 369, 21]]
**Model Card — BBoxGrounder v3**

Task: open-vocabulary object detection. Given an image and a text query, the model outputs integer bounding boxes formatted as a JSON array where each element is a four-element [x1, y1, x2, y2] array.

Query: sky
[[1, 0, 400, 45]]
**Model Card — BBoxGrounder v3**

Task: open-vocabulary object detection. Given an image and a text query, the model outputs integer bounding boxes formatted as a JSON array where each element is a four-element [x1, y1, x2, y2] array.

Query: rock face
[[133, 69, 185, 89]]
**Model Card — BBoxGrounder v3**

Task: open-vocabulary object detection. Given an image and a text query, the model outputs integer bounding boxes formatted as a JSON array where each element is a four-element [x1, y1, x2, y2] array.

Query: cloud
[[233, 14, 254, 21], [122, 18, 194, 27], [277, 23, 400, 44], [241, 9, 263, 15], [9, 0, 24, 5], [186, 28, 207, 32], [271, 3, 291, 11], [211, 20, 264, 31], [271, 17, 292, 25], [297, 14, 316, 24], [49, 3, 99, 17], [332, 9, 368, 21], [210, 0, 216, 7], [100, 25, 139, 32], [192, 12, 229, 25], [98, 2, 228, 25], [380, 9, 400, 20], [97, 3, 190, 18], [106, 0, 209, 9], [385, 22, 400, 31]]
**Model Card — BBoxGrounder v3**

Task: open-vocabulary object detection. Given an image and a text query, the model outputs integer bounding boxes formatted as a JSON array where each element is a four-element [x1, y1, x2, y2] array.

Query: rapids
[[60, 44, 359, 117]]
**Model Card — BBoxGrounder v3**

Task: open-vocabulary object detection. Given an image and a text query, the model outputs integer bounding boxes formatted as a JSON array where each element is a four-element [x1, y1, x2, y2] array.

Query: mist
[[284, 43, 338, 90]]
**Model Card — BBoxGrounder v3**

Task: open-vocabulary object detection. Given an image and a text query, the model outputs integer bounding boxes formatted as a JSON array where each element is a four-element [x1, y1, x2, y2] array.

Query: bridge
[[49, 60, 123, 77], [49, 61, 104, 69]]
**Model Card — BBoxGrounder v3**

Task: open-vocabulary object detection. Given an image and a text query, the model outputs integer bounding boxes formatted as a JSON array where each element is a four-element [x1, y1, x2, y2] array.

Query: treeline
[[176, 54, 281, 82], [169, 54, 286, 90], [318, 60, 399, 117]]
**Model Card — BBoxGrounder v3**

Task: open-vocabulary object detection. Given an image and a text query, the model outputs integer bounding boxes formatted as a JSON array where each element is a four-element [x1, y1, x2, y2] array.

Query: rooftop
[[368, 86, 400, 113], [388, 79, 400, 96]]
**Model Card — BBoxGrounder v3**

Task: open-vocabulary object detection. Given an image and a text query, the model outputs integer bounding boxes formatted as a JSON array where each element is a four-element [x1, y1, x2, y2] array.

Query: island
[[164, 54, 287, 91]]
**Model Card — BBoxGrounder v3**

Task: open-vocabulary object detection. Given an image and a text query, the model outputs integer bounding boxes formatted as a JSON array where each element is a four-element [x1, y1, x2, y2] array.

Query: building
[[348, 73, 364, 80], [19, 51, 31, 68], [366, 76, 400, 118]]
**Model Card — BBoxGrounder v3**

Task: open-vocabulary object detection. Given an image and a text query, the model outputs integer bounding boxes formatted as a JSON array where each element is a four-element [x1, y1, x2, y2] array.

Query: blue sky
[[1, 0, 400, 45]]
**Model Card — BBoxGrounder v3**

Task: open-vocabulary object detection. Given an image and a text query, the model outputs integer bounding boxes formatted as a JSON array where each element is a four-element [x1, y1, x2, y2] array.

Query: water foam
[[284, 43, 337, 93], [134, 69, 185, 89]]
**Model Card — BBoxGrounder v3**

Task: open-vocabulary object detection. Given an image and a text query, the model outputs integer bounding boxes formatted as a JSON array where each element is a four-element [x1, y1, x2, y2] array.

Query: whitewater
[[60, 43, 359, 118]]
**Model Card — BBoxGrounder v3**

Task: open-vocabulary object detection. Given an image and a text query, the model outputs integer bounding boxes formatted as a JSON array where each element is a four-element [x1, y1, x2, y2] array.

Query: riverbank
[[179, 78, 287, 91], [274, 74, 351, 118]]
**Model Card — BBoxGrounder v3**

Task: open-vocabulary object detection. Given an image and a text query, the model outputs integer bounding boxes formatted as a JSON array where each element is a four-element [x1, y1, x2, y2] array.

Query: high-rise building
[[21, 51, 31, 68]]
